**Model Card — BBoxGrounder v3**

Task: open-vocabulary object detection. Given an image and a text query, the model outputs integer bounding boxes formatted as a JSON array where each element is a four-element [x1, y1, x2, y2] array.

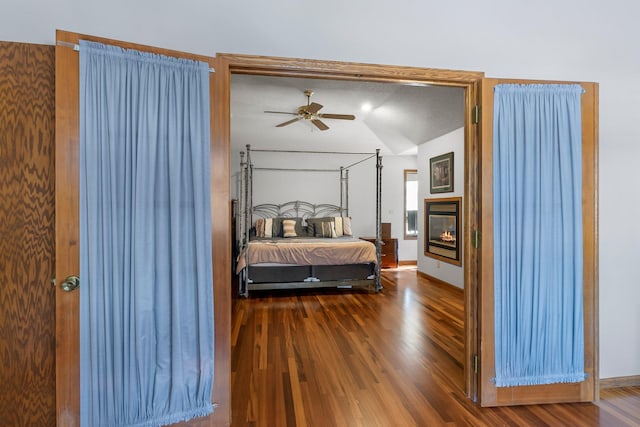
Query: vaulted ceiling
[[230, 74, 465, 156]]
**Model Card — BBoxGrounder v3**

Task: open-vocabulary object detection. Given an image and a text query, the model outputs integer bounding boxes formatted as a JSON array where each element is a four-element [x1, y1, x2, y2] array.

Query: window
[[404, 169, 418, 239]]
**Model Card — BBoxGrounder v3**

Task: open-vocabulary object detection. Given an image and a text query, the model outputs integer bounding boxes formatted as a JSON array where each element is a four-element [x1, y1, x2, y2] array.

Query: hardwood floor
[[231, 268, 640, 426]]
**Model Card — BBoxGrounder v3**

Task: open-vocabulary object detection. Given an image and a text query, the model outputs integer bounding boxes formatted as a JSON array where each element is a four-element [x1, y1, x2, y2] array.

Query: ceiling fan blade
[[318, 113, 356, 120], [311, 119, 329, 131], [264, 110, 298, 115], [276, 117, 303, 127], [306, 102, 323, 114]]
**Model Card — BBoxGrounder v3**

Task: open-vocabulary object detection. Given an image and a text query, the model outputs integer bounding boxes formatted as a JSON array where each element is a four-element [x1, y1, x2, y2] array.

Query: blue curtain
[[79, 41, 214, 426], [493, 84, 586, 387]]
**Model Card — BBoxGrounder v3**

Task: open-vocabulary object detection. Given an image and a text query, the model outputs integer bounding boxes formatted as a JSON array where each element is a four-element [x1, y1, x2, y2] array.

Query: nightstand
[[360, 237, 398, 269]]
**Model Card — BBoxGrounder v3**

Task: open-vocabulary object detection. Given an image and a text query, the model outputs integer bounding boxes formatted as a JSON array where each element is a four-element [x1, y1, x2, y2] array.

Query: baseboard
[[599, 375, 640, 389], [398, 260, 417, 267], [416, 270, 464, 296]]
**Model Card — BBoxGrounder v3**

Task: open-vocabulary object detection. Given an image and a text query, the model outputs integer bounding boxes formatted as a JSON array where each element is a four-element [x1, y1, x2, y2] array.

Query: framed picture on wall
[[429, 152, 454, 193]]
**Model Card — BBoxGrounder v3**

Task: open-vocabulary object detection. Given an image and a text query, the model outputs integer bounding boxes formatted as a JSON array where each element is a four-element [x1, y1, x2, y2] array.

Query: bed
[[236, 202, 380, 296], [235, 145, 383, 297]]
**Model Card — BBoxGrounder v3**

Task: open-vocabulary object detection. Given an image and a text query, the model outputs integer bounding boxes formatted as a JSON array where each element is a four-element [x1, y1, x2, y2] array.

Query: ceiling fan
[[264, 90, 356, 131]]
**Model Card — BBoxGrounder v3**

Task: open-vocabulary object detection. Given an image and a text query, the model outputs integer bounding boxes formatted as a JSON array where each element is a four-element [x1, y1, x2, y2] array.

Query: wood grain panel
[[0, 41, 56, 427], [217, 53, 484, 86], [231, 270, 640, 426], [208, 54, 232, 427], [463, 79, 480, 401], [55, 30, 81, 426]]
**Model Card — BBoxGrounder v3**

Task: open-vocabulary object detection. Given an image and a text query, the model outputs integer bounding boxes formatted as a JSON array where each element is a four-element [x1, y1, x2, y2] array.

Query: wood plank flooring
[[231, 268, 640, 426]]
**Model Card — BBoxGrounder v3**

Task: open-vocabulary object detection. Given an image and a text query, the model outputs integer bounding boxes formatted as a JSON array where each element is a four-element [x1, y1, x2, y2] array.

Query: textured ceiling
[[230, 74, 464, 156]]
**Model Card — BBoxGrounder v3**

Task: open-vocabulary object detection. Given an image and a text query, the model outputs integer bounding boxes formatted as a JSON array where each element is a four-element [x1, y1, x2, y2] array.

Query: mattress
[[236, 236, 377, 274]]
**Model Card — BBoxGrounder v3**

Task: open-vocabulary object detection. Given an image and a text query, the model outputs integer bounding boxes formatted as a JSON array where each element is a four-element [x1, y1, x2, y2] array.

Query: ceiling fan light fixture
[[265, 89, 356, 131]]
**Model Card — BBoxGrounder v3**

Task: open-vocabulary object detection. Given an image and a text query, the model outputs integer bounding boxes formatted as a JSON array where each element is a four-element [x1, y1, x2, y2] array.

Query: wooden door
[[478, 78, 598, 406], [55, 30, 230, 426], [0, 41, 56, 426]]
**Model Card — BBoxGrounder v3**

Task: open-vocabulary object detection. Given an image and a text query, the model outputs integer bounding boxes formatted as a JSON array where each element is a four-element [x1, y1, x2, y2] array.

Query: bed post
[[340, 167, 349, 217], [239, 151, 246, 246], [345, 169, 349, 217], [375, 149, 383, 291], [238, 150, 247, 297], [241, 144, 253, 297], [340, 167, 344, 214]]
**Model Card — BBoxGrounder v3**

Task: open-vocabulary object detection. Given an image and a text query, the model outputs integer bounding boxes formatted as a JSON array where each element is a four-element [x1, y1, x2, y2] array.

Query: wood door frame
[[215, 53, 484, 402]]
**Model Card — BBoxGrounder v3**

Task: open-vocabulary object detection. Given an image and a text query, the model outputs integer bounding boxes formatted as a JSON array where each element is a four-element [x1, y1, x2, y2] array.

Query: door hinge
[[472, 105, 481, 124], [472, 230, 481, 249], [473, 354, 478, 374]]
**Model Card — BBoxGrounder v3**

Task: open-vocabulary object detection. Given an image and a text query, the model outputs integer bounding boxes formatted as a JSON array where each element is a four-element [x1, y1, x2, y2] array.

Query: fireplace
[[424, 197, 461, 266]]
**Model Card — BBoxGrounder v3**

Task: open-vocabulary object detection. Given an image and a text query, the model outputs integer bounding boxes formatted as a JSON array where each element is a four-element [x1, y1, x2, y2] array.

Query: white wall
[[3, 0, 638, 380], [378, 155, 418, 261], [417, 128, 465, 288]]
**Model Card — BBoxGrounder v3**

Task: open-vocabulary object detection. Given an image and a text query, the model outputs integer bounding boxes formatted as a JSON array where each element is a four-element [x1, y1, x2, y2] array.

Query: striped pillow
[[255, 218, 265, 237], [332, 216, 352, 236], [317, 221, 337, 238], [334, 217, 344, 237], [282, 219, 297, 237], [264, 218, 273, 238]]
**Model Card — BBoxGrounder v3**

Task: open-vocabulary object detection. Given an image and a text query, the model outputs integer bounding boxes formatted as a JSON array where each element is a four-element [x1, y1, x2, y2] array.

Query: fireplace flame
[[440, 230, 455, 243]]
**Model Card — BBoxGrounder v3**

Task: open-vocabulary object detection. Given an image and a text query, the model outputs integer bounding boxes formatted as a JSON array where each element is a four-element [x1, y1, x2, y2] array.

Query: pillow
[[272, 217, 304, 237], [282, 219, 298, 237], [264, 218, 273, 238], [254, 217, 305, 238], [316, 221, 337, 238], [255, 218, 265, 238], [334, 216, 344, 237], [342, 217, 352, 236], [306, 217, 334, 237], [306, 216, 353, 237]]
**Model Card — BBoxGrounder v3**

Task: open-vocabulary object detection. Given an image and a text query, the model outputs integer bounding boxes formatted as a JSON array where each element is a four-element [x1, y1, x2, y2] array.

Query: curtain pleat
[[79, 40, 214, 426], [493, 84, 586, 387]]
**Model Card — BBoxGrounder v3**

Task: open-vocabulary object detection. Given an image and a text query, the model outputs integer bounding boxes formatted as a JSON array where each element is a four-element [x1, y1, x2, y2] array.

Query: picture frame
[[429, 152, 454, 193], [424, 197, 461, 266]]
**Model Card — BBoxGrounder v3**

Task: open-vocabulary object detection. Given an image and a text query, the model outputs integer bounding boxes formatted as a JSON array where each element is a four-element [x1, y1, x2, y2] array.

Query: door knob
[[61, 275, 80, 292]]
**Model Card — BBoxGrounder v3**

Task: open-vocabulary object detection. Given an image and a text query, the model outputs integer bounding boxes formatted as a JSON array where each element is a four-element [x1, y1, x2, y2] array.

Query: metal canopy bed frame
[[236, 144, 383, 297]]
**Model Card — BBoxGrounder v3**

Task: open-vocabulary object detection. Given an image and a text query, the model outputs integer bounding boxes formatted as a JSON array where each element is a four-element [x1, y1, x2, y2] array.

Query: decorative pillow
[[316, 221, 337, 238], [333, 216, 353, 237], [282, 219, 298, 237], [334, 216, 344, 237], [255, 218, 265, 238], [306, 216, 354, 237], [264, 218, 273, 238], [342, 217, 353, 236], [306, 217, 334, 237], [273, 217, 305, 237]]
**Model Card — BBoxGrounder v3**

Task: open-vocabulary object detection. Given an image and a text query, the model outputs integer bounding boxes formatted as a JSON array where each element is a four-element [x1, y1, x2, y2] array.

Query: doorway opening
[[222, 54, 483, 402]]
